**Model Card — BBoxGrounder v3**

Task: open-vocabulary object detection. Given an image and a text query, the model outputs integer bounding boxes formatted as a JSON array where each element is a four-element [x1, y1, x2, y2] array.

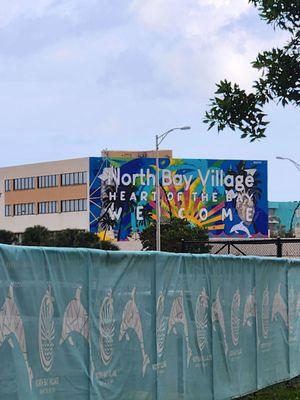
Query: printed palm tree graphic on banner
[[231, 288, 241, 347], [243, 288, 256, 327], [156, 293, 167, 360], [99, 290, 115, 366], [195, 288, 209, 353], [38, 286, 55, 372], [262, 286, 270, 340]]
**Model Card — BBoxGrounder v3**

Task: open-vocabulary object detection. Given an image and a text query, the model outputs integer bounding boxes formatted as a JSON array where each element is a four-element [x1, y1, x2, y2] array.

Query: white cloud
[[130, 0, 251, 36], [185, 0, 251, 37], [0, 0, 100, 27], [130, 0, 289, 96], [0, 27, 129, 85], [0, 0, 288, 97], [128, 0, 256, 94], [0, 0, 55, 27]]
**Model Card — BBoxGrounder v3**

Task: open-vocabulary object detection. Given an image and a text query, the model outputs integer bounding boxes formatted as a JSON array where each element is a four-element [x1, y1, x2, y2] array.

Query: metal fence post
[[276, 237, 283, 258], [181, 239, 185, 253]]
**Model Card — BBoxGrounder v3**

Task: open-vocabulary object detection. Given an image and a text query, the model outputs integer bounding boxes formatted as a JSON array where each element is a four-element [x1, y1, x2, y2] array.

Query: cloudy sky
[[0, 0, 299, 200]]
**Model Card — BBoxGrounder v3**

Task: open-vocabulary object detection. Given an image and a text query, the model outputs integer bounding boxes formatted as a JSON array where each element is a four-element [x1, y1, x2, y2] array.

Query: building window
[[14, 203, 35, 216], [61, 172, 87, 186], [13, 177, 35, 191], [4, 205, 12, 216], [5, 179, 11, 192], [61, 199, 87, 212], [38, 175, 58, 188], [38, 201, 58, 214]]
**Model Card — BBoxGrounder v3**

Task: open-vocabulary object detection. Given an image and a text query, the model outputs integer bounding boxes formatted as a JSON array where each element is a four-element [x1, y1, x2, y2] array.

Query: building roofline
[[0, 156, 90, 170]]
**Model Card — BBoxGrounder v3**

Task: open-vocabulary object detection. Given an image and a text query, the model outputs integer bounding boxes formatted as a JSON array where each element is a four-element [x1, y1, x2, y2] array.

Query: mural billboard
[[89, 157, 268, 244]]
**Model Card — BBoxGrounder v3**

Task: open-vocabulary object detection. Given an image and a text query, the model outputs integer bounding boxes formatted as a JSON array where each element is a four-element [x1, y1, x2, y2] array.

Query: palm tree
[[99, 213, 115, 241]]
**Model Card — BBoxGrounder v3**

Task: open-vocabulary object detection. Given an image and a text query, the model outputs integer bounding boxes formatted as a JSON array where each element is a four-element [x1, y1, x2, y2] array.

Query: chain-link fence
[[181, 238, 300, 258]]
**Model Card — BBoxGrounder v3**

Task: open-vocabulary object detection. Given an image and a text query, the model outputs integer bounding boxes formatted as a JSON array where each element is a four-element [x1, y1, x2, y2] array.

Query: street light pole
[[276, 156, 300, 172], [276, 156, 300, 234], [155, 126, 191, 251], [155, 135, 161, 252]]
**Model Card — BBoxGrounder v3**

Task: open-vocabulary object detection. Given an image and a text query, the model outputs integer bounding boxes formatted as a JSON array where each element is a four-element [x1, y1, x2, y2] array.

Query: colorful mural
[[89, 157, 268, 242]]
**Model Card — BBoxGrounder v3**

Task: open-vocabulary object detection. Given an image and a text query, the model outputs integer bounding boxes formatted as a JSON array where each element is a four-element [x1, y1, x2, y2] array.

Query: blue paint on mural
[[89, 157, 268, 241]]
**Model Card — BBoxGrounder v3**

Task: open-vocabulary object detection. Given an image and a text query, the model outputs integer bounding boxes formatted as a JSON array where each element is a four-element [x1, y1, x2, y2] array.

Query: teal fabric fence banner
[[0, 244, 300, 400]]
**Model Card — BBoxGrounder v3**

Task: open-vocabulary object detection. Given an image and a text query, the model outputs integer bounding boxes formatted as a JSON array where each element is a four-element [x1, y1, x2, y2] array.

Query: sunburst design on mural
[[150, 175, 225, 232]]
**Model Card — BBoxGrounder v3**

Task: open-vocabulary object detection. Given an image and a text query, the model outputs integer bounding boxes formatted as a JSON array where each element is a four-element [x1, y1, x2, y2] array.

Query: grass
[[242, 378, 300, 399]]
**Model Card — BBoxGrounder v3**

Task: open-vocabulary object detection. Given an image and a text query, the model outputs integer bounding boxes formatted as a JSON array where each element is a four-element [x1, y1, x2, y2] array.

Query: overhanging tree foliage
[[140, 218, 211, 253], [204, 0, 299, 141]]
